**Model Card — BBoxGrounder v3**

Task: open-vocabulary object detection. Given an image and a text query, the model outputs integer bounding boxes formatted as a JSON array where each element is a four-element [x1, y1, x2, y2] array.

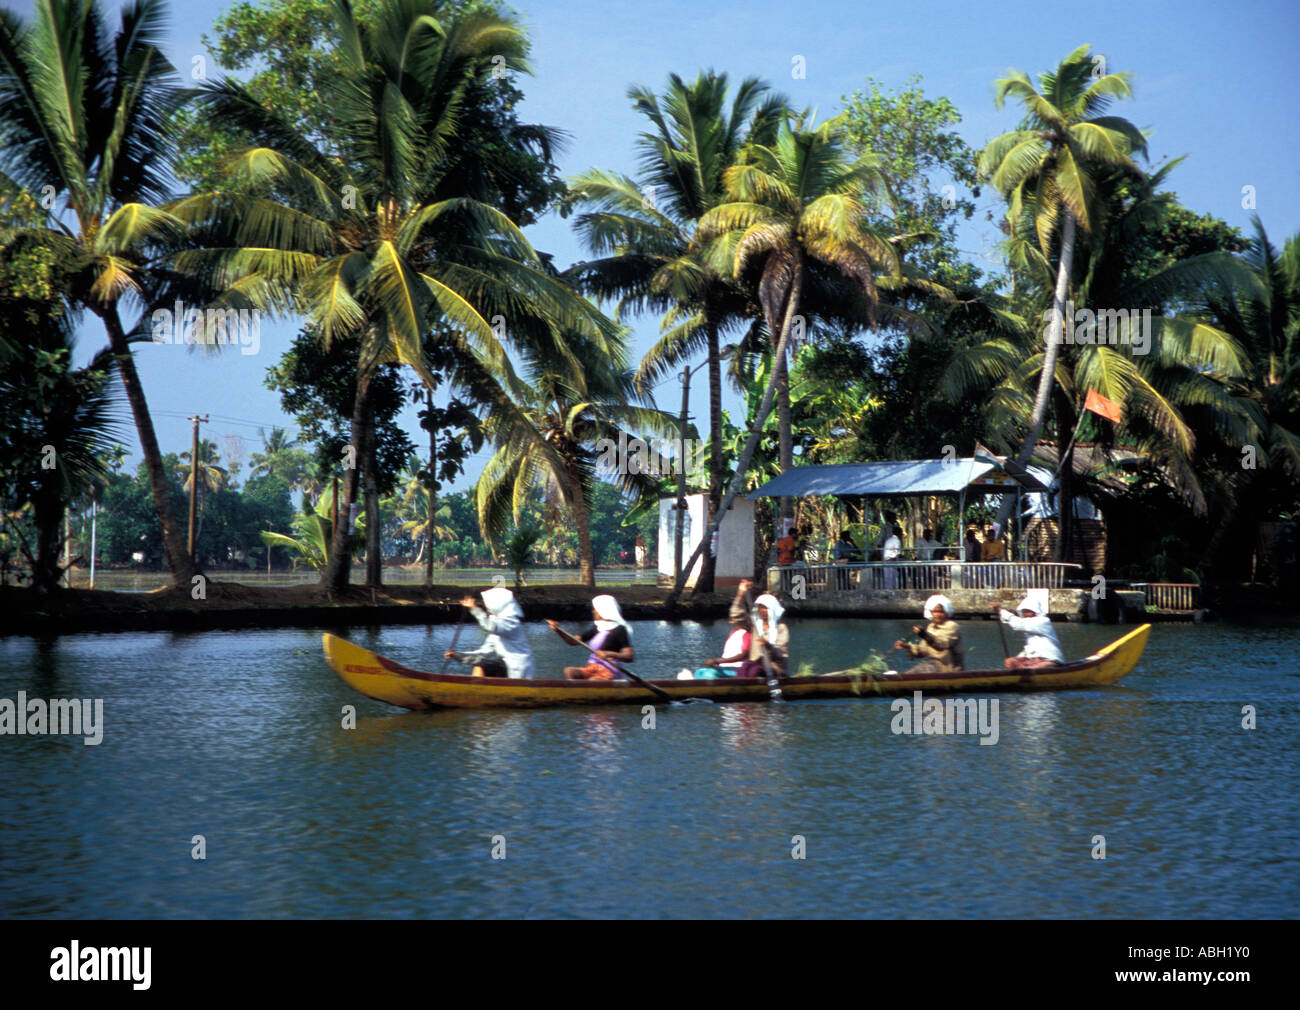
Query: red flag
[[1084, 388, 1122, 424]]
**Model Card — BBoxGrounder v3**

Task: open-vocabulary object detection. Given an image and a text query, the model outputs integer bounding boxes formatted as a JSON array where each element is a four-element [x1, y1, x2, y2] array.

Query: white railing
[[1130, 582, 1198, 610], [768, 561, 1082, 597]]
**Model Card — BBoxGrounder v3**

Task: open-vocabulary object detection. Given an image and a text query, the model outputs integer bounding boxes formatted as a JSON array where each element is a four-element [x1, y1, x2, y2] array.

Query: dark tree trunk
[[364, 392, 381, 588], [98, 306, 196, 588], [696, 317, 723, 593], [324, 371, 371, 592], [565, 458, 596, 589], [1054, 390, 1076, 564]]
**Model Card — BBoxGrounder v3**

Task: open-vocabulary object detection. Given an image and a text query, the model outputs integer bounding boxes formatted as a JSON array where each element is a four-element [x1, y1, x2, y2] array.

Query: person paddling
[[894, 594, 965, 672], [550, 595, 635, 680], [444, 586, 535, 678], [739, 593, 789, 678], [992, 590, 1063, 668]]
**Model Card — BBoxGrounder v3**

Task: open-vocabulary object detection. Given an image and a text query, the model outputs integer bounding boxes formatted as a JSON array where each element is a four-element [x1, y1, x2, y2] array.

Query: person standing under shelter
[[982, 523, 1006, 562], [635, 533, 647, 569], [833, 530, 861, 590]]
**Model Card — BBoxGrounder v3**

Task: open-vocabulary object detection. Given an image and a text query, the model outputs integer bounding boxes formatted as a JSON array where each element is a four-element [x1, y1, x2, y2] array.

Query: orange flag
[[1084, 388, 1123, 424]]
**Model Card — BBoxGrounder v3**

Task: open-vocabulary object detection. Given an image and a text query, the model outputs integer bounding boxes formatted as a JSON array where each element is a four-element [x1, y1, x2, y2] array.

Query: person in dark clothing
[[550, 595, 635, 680]]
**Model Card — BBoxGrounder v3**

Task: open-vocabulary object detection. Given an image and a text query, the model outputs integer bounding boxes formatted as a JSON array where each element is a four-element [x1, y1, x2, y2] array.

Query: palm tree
[[565, 71, 783, 591], [0, 0, 199, 587], [943, 159, 1254, 561], [1197, 219, 1300, 577], [978, 44, 1148, 488], [248, 426, 306, 486], [175, 0, 613, 591], [664, 116, 894, 601], [477, 326, 677, 587]]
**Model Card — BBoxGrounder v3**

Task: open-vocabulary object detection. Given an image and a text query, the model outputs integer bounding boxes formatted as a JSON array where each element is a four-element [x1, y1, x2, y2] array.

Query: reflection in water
[[0, 620, 1296, 918], [576, 711, 624, 768], [719, 703, 790, 753]]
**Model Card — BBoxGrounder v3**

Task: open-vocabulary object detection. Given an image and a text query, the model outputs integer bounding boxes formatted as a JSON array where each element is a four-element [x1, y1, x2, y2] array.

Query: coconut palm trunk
[[325, 372, 372, 591], [364, 411, 382, 588], [563, 459, 597, 588], [776, 345, 794, 534], [997, 211, 1076, 533], [696, 317, 725, 593], [98, 307, 196, 586], [668, 257, 805, 603]]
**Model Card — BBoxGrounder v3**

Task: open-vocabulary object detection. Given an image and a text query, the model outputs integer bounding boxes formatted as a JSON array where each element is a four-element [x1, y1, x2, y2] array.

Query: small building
[[658, 493, 754, 590], [747, 453, 1087, 616]]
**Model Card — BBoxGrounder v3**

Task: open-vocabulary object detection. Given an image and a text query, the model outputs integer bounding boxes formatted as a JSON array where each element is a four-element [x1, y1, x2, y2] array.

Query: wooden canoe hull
[[322, 624, 1151, 711]]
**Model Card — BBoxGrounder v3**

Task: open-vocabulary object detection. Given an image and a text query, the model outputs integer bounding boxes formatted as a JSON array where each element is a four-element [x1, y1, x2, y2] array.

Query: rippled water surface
[[1, 619, 1296, 918]]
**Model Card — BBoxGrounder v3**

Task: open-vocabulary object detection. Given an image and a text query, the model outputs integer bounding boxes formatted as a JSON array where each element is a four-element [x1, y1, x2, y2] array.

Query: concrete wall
[[658, 494, 754, 587]]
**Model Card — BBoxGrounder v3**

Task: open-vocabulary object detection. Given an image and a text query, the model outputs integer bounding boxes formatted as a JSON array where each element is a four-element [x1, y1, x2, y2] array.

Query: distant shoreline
[[1, 580, 1294, 637]]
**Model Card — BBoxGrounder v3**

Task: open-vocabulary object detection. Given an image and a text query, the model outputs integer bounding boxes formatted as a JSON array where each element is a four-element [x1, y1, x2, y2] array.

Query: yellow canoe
[[322, 623, 1151, 710]]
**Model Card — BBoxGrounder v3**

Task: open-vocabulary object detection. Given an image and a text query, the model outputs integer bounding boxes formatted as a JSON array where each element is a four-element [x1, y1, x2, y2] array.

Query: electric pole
[[187, 414, 208, 563]]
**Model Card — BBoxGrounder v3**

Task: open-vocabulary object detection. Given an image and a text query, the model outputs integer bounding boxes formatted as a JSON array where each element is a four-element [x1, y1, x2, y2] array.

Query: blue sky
[[18, 0, 1300, 489]]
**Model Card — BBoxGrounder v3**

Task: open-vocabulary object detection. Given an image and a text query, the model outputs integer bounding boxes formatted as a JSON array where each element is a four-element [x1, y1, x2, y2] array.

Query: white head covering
[[752, 593, 784, 641], [481, 586, 522, 620], [924, 594, 954, 618], [1016, 589, 1049, 617], [591, 594, 631, 637]]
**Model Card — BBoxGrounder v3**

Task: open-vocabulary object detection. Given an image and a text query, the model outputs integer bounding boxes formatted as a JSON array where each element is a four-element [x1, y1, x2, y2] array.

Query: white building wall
[[658, 494, 755, 587]]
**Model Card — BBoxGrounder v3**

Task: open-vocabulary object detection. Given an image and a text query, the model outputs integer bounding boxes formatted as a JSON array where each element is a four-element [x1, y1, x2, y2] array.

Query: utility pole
[[187, 414, 208, 564]]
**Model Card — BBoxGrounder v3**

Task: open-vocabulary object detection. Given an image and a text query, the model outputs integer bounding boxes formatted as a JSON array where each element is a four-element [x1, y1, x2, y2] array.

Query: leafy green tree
[[178, 0, 608, 592], [0, 0, 203, 587], [667, 116, 894, 600], [476, 326, 676, 586], [978, 43, 1147, 489], [565, 70, 783, 591]]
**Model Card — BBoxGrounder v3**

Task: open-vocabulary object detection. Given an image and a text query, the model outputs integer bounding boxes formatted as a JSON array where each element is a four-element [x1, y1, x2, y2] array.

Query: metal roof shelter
[[747, 456, 1047, 499], [748, 453, 1050, 560]]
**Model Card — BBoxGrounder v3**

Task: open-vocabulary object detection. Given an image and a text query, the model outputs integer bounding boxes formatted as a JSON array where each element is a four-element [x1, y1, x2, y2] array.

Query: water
[[0, 619, 1296, 918]]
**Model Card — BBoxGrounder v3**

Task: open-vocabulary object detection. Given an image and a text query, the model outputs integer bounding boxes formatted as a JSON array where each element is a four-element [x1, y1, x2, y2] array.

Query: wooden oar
[[548, 622, 676, 703], [438, 605, 468, 675], [991, 604, 1010, 661]]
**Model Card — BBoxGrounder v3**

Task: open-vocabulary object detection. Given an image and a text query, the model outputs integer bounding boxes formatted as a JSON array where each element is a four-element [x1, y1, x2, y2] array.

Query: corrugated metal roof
[[747, 458, 1006, 498]]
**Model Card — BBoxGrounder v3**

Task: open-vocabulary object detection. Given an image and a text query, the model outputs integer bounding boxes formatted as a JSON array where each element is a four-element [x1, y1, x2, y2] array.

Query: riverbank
[[0, 581, 732, 636], [1, 579, 1292, 636]]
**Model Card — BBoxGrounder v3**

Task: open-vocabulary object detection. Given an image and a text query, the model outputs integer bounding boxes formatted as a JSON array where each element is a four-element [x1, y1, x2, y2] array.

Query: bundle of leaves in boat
[[797, 651, 890, 694]]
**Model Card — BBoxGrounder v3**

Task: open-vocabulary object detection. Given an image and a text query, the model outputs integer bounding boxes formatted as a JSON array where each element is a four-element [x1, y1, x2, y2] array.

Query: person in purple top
[[550, 595, 635, 680]]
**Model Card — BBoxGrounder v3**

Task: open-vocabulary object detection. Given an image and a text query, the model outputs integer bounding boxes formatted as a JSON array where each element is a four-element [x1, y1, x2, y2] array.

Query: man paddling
[[444, 587, 535, 678], [992, 590, 1063, 668]]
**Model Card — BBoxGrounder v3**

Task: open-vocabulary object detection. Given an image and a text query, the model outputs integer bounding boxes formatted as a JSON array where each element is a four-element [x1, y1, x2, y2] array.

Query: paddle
[[547, 621, 676, 704], [991, 603, 1010, 661], [438, 602, 469, 675]]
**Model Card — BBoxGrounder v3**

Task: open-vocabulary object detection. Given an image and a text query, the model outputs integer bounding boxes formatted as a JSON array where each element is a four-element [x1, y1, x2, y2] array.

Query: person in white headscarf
[[993, 590, 1063, 668], [445, 587, 535, 678], [894, 594, 964, 672], [549, 595, 635, 680], [738, 593, 789, 677]]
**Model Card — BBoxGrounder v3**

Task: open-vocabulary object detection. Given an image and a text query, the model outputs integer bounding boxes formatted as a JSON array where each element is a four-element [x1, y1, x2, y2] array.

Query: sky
[[15, 0, 1300, 491]]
